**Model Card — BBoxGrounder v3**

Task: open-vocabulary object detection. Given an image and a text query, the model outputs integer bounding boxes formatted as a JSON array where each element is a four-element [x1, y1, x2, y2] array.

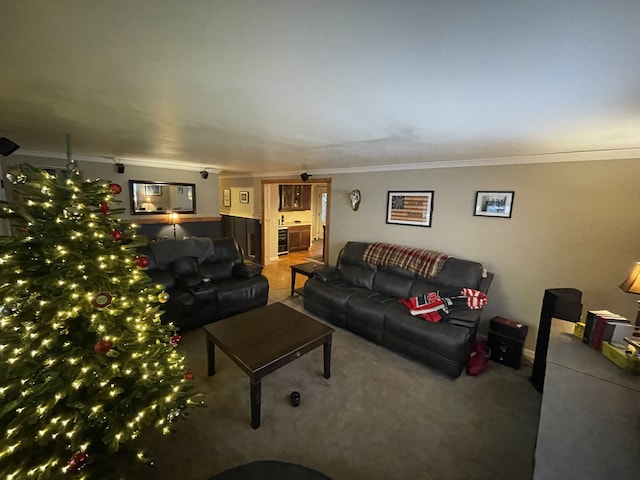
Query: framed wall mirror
[[129, 180, 196, 215]]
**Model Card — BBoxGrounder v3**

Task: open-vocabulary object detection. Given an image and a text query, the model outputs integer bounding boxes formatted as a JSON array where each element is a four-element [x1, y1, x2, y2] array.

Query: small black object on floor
[[290, 391, 301, 407], [209, 460, 330, 480]]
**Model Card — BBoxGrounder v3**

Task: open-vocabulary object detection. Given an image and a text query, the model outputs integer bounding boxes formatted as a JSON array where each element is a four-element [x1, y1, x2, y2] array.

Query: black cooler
[[488, 316, 529, 369]]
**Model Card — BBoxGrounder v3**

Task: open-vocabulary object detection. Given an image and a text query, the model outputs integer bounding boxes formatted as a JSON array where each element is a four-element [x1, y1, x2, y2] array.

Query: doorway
[[261, 178, 331, 267]]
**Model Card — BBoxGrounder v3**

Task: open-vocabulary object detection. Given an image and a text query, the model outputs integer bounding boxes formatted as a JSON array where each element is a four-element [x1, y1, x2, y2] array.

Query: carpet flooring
[[99, 291, 542, 480]]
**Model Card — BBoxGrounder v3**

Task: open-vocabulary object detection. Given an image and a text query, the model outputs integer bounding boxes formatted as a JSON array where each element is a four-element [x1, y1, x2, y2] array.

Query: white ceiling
[[2, 1, 640, 176]]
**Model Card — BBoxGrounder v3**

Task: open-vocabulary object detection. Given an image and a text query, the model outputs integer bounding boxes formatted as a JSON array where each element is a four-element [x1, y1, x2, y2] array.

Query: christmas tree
[[0, 151, 196, 478]]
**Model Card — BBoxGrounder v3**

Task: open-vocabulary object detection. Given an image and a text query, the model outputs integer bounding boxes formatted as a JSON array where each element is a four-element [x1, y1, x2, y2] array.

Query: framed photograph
[[474, 191, 514, 218], [145, 185, 162, 196], [223, 189, 231, 207], [239, 191, 249, 204], [386, 191, 434, 227]]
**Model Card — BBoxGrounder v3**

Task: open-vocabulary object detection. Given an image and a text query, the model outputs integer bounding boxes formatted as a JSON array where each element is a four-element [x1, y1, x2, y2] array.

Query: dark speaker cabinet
[[530, 288, 582, 392], [488, 316, 529, 369]]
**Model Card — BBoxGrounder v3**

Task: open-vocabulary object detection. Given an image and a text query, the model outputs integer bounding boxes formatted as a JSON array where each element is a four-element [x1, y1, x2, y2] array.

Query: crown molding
[[13, 149, 222, 174], [222, 147, 640, 178], [14, 146, 640, 179]]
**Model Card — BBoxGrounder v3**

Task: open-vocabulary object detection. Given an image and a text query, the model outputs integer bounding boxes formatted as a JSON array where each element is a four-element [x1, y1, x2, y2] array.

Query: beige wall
[[2, 154, 219, 219], [231, 159, 638, 350], [219, 177, 262, 219], [323, 159, 640, 349], [6, 153, 639, 350]]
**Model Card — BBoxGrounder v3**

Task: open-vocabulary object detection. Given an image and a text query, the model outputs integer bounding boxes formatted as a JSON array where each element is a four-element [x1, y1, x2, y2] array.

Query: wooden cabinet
[[279, 185, 311, 211], [288, 224, 311, 251]]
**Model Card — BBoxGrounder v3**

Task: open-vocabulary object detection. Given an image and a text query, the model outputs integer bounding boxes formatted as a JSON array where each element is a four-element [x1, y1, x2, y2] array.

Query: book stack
[[601, 334, 640, 373], [582, 310, 630, 351]]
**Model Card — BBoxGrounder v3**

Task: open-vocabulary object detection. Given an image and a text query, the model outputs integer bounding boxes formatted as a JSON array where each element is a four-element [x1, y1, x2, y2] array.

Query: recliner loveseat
[[303, 241, 493, 377], [142, 237, 269, 330]]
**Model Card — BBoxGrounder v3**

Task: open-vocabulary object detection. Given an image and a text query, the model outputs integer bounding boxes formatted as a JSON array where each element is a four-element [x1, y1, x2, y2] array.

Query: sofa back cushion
[[212, 237, 243, 264], [148, 269, 176, 290], [338, 242, 377, 289], [199, 261, 234, 281], [373, 267, 415, 298], [436, 258, 484, 289], [197, 237, 244, 281], [172, 257, 201, 289], [336, 241, 486, 299]]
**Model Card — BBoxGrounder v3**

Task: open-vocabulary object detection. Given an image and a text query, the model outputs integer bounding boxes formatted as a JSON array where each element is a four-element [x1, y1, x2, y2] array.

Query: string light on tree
[[0, 136, 197, 479]]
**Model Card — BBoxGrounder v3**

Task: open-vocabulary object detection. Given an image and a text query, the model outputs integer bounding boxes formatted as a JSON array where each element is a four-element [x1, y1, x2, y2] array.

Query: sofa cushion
[[408, 278, 442, 297], [372, 267, 415, 298], [346, 292, 396, 344], [199, 260, 234, 281], [212, 237, 243, 264], [436, 258, 484, 289], [304, 279, 361, 328], [172, 256, 199, 276], [148, 268, 176, 290], [233, 262, 263, 278], [212, 275, 270, 319], [338, 242, 377, 289], [383, 303, 474, 377]]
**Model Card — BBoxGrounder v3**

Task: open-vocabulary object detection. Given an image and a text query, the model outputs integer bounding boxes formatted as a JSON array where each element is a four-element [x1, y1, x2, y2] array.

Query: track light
[[115, 163, 125, 174], [200, 170, 209, 179], [300, 172, 312, 181]]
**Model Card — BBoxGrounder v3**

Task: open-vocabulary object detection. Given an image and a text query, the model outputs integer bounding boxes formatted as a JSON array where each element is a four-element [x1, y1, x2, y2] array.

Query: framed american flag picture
[[386, 191, 434, 227]]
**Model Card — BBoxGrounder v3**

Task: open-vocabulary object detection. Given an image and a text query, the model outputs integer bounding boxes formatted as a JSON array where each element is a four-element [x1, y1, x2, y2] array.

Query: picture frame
[[474, 191, 514, 218], [223, 189, 231, 207], [239, 191, 249, 204], [145, 185, 162, 196], [386, 190, 434, 227]]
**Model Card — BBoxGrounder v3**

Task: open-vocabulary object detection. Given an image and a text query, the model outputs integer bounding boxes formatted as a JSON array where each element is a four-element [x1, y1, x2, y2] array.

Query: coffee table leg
[[207, 338, 216, 376], [323, 336, 332, 379], [290, 270, 296, 296], [250, 379, 261, 429]]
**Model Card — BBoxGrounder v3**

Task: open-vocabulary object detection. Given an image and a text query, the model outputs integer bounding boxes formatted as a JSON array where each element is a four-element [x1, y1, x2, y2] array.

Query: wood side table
[[290, 261, 323, 296]]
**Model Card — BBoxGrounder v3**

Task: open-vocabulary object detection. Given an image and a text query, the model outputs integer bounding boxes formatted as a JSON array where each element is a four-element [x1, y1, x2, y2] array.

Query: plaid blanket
[[362, 242, 449, 278]]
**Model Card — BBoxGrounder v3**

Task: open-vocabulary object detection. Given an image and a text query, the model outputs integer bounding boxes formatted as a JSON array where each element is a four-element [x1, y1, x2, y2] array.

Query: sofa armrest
[[446, 309, 481, 328], [233, 262, 263, 279], [313, 266, 341, 282]]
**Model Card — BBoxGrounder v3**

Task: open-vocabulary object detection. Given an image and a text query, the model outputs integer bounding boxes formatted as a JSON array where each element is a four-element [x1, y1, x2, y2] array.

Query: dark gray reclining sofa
[[142, 237, 269, 330], [303, 241, 493, 377]]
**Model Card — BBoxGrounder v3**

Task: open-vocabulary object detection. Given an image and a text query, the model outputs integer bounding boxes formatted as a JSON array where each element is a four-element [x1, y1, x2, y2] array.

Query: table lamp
[[619, 261, 640, 326], [169, 212, 180, 239]]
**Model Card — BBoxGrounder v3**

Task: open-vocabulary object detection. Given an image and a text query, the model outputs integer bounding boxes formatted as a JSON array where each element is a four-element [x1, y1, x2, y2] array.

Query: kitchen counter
[[280, 222, 311, 227]]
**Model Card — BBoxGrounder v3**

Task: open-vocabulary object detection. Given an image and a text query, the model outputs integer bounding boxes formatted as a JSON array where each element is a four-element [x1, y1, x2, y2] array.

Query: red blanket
[[362, 242, 449, 278]]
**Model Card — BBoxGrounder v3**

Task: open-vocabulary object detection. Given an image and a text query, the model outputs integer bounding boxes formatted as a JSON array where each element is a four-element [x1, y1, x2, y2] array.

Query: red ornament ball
[[91, 292, 113, 308], [135, 256, 149, 269], [67, 451, 89, 472], [94, 339, 114, 354], [170, 334, 182, 347], [108, 183, 122, 194], [184, 371, 195, 380], [109, 229, 123, 241], [100, 201, 111, 215]]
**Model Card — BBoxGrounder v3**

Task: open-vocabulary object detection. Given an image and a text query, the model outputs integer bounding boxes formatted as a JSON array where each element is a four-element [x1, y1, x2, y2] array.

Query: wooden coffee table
[[203, 302, 334, 429]]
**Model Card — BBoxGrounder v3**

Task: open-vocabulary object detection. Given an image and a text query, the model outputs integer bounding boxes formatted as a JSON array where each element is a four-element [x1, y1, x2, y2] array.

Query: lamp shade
[[169, 212, 180, 225], [619, 262, 640, 295]]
